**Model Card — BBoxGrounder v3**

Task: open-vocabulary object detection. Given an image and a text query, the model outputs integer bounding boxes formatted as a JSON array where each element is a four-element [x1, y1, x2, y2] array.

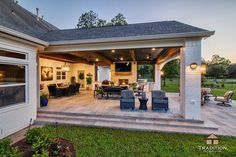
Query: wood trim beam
[[156, 48, 180, 64], [130, 50, 136, 61], [39, 54, 93, 64], [70, 51, 112, 65]]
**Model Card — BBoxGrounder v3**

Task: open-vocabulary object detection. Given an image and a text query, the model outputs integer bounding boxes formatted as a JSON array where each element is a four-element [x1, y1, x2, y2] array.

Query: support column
[[180, 39, 201, 120], [155, 64, 161, 90]]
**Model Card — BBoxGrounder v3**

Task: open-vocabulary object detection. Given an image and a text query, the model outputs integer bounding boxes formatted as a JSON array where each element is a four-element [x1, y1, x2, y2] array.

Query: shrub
[[0, 138, 21, 157], [26, 128, 42, 144], [26, 128, 50, 156]]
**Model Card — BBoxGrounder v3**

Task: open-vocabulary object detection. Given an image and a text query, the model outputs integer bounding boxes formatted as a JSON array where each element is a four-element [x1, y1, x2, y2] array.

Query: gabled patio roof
[[40, 21, 214, 45]]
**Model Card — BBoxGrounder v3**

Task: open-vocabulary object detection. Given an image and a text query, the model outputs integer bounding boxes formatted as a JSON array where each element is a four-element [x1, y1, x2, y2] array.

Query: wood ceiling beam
[[129, 50, 136, 61], [156, 48, 180, 64], [39, 54, 93, 64], [70, 51, 112, 65]]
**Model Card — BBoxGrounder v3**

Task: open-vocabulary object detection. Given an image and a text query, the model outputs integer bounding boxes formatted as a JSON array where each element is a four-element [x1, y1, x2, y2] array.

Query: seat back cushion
[[121, 90, 134, 98], [152, 90, 166, 99]]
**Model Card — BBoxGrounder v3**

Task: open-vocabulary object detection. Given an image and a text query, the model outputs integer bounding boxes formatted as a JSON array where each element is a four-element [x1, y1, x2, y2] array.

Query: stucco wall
[[110, 62, 137, 84], [70, 63, 95, 89], [39, 58, 71, 94]]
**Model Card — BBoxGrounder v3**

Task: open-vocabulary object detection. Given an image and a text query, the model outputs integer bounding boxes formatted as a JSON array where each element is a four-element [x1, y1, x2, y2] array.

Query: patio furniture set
[[47, 83, 80, 98], [120, 90, 169, 111], [201, 88, 234, 106]]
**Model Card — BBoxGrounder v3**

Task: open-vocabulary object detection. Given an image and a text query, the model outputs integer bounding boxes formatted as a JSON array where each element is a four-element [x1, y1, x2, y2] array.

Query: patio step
[[35, 111, 218, 135]]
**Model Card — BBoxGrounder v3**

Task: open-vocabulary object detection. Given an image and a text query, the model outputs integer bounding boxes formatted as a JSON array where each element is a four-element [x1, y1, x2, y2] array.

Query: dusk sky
[[19, 0, 236, 63]]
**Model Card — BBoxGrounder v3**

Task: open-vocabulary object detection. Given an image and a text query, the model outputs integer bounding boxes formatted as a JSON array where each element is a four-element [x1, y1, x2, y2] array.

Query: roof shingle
[[0, 0, 58, 38], [40, 21, 209, 42]]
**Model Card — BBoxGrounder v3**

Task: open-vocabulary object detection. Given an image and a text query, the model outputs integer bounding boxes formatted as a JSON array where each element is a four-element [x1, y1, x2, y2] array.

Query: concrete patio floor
[[38, 91, 236, 136]]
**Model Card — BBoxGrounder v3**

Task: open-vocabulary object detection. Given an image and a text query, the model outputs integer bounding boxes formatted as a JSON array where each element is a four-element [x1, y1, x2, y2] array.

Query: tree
[[228, 63, 236, 78], [77, 11, 128, 28], [111, 13, 128, 26], [206, 54, 231, 78], [77, 10, 98, 28], [162, 59, 180, 78], [97, 19, 107, 27], [207, 54, 231, 66], [207, 64, 227, 78], [138, 64, 154, 82]]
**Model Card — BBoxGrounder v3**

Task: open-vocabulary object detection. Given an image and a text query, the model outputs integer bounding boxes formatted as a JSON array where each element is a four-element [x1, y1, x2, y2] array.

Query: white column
[[155, 64, 161, 90], [180, 39, 201, 120]]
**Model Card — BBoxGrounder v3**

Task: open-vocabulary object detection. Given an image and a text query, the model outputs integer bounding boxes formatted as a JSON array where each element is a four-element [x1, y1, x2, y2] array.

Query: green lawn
[[161, 78, 236, 100], [161, 78, 180, 92], [37, 126, 236, 157]]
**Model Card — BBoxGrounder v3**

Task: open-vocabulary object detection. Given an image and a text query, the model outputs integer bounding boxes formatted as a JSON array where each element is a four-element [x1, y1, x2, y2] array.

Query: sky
[[18, 0, 236, 63]]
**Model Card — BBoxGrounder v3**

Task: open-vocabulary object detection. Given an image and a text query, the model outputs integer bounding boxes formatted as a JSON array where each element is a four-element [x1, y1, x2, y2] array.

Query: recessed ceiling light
[[152, 48, 156, 51], [146, 56, 150, 59], [111, 49, 115, 53]]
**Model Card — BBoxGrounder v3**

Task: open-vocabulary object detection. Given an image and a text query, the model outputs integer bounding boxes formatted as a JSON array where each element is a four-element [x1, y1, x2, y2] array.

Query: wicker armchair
[[151, 90, 169, 111], [120, 90, 135, 110]]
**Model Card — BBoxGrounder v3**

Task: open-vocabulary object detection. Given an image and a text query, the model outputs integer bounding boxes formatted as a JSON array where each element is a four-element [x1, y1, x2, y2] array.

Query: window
[[56, 68, 66, 80], [0, 50, 26, 59], [137, 64, 154, 82], [0, 64, 26, 108]]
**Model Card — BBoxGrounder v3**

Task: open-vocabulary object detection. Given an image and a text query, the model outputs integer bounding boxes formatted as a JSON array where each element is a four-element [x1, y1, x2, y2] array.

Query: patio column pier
[[155, 64, 161, 90], [180, 39, 201, 120]]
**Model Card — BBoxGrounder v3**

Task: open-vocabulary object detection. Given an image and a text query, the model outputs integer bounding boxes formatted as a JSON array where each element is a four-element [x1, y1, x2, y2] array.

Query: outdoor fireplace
[[119, 79, 129, 85]]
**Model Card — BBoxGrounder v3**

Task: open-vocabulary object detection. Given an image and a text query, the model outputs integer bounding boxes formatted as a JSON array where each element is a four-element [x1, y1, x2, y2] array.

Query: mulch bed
[[12, 138, 75, 157]]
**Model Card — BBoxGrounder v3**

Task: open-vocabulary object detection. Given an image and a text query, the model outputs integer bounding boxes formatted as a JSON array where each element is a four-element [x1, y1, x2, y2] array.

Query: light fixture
[[120, 57, 124, 61], [161, 71, 164, 76], [111, 49, 115, 53], [152, 48, 156, 51], [61, 62, 70, 72], [146, 54, 151, 60], [190, 63, 198, 70], [95, 58, 99, 62], [201, 64, 207, 75]]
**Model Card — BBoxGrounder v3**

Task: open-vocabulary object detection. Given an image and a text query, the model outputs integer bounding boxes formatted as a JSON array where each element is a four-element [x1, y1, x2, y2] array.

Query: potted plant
[[96, 88, 105, 99], [86, 77, 92, 90], [40, 93, 49, 107]]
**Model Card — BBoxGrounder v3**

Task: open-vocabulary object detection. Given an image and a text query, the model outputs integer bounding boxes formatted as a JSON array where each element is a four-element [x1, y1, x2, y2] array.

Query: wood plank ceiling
[[39, 47, 180, 65]]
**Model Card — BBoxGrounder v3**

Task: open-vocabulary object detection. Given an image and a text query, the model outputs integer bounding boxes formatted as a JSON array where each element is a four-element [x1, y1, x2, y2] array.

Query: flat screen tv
[[115, 63, 132, 72]]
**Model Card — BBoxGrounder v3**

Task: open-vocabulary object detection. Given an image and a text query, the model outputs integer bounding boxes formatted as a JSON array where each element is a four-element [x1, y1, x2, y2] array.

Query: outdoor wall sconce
[[190, 62, 198, 70], [161, 71, 164, 76], [201, 64, 207, 75]]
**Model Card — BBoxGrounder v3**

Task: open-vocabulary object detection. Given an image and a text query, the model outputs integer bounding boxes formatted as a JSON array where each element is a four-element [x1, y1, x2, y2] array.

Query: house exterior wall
[[0, 36, 38, 139]]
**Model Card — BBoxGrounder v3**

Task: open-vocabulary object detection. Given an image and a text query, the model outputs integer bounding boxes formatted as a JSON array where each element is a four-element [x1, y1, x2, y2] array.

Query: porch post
[[155, 64, 161, 90], [180, 39, 201, 120]]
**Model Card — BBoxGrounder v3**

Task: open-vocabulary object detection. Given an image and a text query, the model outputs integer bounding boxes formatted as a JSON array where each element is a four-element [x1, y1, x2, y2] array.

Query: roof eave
[[48, 31, 215, 46], [0, 25, 49, 47]]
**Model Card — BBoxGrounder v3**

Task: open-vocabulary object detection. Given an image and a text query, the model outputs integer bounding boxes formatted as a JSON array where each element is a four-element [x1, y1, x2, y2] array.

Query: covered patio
[[36, 21, 217, 134], [39, 36, 211, 121]]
